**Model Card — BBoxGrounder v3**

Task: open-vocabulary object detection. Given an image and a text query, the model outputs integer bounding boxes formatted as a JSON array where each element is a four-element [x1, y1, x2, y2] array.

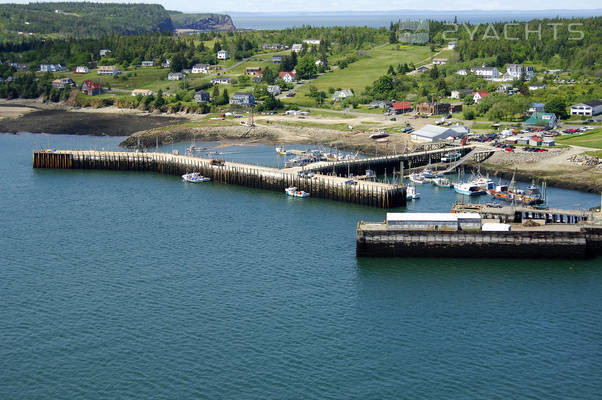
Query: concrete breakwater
[[33, 150, 406, 208], [356, 222, 602, 259]]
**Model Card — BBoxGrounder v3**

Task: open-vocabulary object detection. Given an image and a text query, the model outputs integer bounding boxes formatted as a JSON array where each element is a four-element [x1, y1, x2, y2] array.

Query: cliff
[[169, 12, 236, 31]]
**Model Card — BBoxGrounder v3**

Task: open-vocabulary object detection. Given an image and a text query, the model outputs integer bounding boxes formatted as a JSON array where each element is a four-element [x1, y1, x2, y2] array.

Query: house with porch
[[278, 71, 296, 83], [472, 91, 490, 104], [229, 92, 255, 106], [40, 64, 65, 72], [194, 90, 210, 103], [211, 77, 232, 85], [98, 65, 118, 76], [192, 63, 210, 74], [168, 72, 183, 81], [75, 66, 89, 74], [570, 100, 602, 116], [51, 78, 75, 89], [217, 50, 229, 60]]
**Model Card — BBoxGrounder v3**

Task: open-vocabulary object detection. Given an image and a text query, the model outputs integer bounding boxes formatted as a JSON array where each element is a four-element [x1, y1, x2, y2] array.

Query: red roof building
[[391, 101, 412, 113], [472, 91, 490, 103], [278, 71, 296, 82], [82, 80, 103, 96]]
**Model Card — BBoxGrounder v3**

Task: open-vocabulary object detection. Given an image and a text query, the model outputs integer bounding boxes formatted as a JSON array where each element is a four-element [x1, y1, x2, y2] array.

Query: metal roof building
[[410, 125, 455, 142]]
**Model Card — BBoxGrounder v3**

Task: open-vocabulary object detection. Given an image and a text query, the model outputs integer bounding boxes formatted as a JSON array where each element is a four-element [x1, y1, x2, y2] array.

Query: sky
[[0, 0, 601, 12]]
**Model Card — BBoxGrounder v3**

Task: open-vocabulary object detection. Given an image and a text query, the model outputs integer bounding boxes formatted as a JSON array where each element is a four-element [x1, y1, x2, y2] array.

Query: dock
[[452, 203, 596, 224], [32, 150, 406, 208]]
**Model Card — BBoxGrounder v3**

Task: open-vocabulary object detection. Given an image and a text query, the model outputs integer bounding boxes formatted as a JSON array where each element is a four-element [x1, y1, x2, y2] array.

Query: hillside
[[0, 2, 174, 38], [169, 12, 236, 31]]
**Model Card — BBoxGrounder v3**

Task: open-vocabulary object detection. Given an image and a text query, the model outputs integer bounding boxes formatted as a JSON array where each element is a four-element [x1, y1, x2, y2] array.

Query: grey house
[[229, 92, 255, 106], [194, 91, 210, 103]]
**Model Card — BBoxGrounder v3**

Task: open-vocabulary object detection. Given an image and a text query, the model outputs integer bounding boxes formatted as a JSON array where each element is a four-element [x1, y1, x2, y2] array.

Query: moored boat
[[181, 172, 211, 183], [409, 173, 426, 184], [432, 177, 453, 188], [454, 182, 486, 196], [487, 184, 544, 206], [406, 185, 420, 199], [275, 146, 288, 155], [285, 186, 310, 198]]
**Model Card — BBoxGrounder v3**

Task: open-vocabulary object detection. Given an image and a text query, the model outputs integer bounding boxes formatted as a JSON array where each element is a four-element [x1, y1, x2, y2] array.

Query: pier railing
[[33, 150, 406, 209]]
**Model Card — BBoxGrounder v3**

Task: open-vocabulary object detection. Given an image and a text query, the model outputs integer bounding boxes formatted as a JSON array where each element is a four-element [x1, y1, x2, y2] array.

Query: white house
[[278, 71, 296, 83], [217, 50, 229, 60], [432, 58, 447, 65], [291, 44, 303, 53], [570, 100, 602, 116], [75, 66, 89, 74], [529, 83, 546, 91], [97, 65, 119, 76], [99, 49, 111, 57], [229, 92, 255, 106], [131, 89, 154, 96], [141, 61, 154, 67], [411, 125, 456, 142], [211, 77, 232, 85], [451, 89, 473, 99], [505, 64, 535, 81], [267, 85, 281, 96], [448, 41, 457, 50], [168, 72, 183, 81], [39, 64, 65, 72], [333, 89, 354, 102], [528, 102, 546, 114], [303, 39, 321, 45], [191, 63, 210, 74], [456, 69, 468, 76], [470, 66, 500, 79], [472, 91, 491, 104]]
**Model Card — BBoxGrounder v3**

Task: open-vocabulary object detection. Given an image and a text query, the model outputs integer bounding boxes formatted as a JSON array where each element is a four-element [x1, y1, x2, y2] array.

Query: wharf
[[356, 221, 602, 259], [32, 150, 406, 208]]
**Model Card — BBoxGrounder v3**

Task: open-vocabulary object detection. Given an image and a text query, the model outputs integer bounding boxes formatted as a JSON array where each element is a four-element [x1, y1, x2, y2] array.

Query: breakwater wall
[[356, 223, 602, 259], [33, 151, 406, 208]]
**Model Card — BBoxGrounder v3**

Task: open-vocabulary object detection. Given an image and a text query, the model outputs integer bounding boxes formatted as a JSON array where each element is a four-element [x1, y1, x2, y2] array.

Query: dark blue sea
[[1, 132, 602, 399]]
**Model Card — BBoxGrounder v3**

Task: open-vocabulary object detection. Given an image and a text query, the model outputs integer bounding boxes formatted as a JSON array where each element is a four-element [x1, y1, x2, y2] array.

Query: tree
[[463, 110, 475, 120], [545, 97, 568, 119], [262, 66, 276, 84], [387, 65, 395, 75], [389, 30, 398, 44], [222, 88, 229, 104], [154, 90, 165, 108], [372, 75, 394, 99], [295, 54, 317, 80]]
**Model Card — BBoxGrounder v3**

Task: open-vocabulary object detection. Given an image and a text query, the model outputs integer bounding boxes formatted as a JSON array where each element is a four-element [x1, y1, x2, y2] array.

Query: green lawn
[[282, 44, 433, 107], [556, 128, 602, 149], [60, 67, 174, 92]]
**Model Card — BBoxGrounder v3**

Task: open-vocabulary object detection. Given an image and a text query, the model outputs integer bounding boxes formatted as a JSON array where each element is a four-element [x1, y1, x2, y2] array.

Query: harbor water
[[1, 133, 601, 399]]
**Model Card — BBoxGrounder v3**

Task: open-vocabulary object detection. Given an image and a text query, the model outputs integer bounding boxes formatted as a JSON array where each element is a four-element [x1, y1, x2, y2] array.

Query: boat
[[441, 151, 461, 162], [421, 168, 436, 179], [285, 187, 310, 198], [472, 176, 495, 190], [406, 185, 420, 200], [275, 146, 288, 155], [487, 184, 544, 206], [369, 130, 390, 139], [432, 176, 453, 188], [409, 173, 426, 184], [454, 182, 486, 196], [181, 172, 211, 183]]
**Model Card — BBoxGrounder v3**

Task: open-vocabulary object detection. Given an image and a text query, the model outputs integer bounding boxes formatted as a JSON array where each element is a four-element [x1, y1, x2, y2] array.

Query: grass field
[[556, 128, 602, 149], [282, 44, 433, 107]]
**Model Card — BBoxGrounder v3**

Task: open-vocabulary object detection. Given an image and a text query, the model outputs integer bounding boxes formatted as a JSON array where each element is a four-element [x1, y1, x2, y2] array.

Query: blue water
[[228, 10, 602, 30], [1, 132, 602, 399]]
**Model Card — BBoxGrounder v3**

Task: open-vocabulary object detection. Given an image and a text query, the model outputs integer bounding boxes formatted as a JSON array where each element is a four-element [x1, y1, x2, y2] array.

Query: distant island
[[0, 3, 236, 39]]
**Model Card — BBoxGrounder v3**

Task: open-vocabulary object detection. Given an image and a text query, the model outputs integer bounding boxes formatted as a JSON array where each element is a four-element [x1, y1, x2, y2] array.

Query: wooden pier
[[306, 145, 478, 177], [33, 150, 406, 208]]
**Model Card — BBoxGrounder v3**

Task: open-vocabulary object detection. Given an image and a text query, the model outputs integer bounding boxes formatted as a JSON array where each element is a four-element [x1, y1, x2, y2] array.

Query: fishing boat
[[454, 182, 486, 196], [432, 176, 453, 188], [406, 185, 420, 200], [421, 168, 436, 179], [285, 187, 310, 198], [181, 172, 211, 183], [441, 151, 461, 162], [472, 176, 495, 190], [409, 173, 426, 184], [487, 184, 544, 206]]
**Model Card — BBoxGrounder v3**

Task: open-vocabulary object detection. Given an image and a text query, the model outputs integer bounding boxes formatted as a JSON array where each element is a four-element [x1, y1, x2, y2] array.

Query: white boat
[[421, 168, 436, 179], [285, 186, 310, 198], [432, 177, 453, 188], [472, 176, 495, 190], [369, 130, 390, 139], [182, 172, 211, 183], [406, 185, 420, 199], [454, 182, 486, 196], [275, 146, 288, 155], [409, 173, 426, 184]]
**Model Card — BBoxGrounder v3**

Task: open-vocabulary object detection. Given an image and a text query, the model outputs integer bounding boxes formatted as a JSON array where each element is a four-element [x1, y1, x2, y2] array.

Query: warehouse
[[386, 213, 482, 231], [410, 125, 455, 142]]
